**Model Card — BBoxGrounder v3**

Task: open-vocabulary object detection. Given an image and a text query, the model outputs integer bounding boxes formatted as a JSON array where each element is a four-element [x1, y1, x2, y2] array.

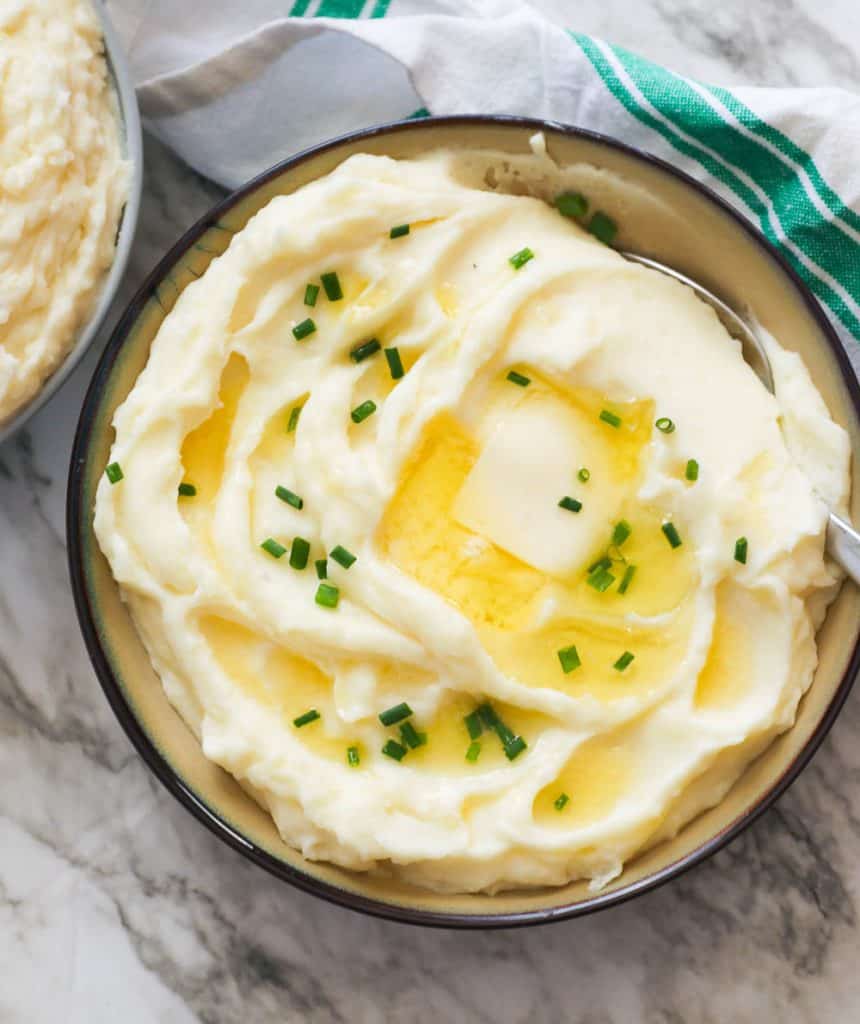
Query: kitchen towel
[[104, 0, 860, 362]]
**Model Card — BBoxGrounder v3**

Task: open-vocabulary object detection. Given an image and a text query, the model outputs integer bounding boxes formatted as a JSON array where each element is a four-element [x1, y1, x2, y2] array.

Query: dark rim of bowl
[[67, 114, 860, 929]]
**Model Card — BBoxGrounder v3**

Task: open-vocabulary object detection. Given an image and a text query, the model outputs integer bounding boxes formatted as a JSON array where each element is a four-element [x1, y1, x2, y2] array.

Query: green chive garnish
[[612, 520, 631, 547], [734, 536, 748, 564], [465, 741, 482, 763], [261, 538, 286, 559], [315, 582, 339, 608], [618, 564, 637, 595], [614, 651, 635, 672], [506, 370, 530, 387], [587, 567, 616, 592], [290, 536, 310, 570], [304, 283, 319, 307], [464, 710, 483, 740], [330, 545, 356, 569], [178, 482, 197, 497], [661, 522, 683, 549], [105, 462, 123, 485], [599, 409, 621, 428], [379, 702, 413, 727], [321, 271, 343, 301], [685, 459, 699, 482], [558, 496, 582, 513], [509, 247, 534, 270], [557, 644, 581, 674], [347, 745, 360, 767], [554, 192, 589, 218], [275, 485, 303, 510], [384, 346, 404, 380], [350, 400, 377, 424], [292, 318, 316, 341], [655, 417, 675, 434], [287, 405, 302, 432], [390, 224, 410, 239], [588, 555, 612, 574], [504, 736, 527, 761], [577, 467, 590, 483], [315, 558, 328, 579], [588, 212, 617, 244], [382, 739, 407, 761], [400, 721, 426, 749], [554, 792, 570, 811], [293, 709, 320, 728], [350, 338, 381, 363]]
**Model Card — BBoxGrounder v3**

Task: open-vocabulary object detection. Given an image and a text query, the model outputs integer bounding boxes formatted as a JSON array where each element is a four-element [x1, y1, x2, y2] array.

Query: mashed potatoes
[[94, 149, 849, 893], [0, 0, 128, 425]]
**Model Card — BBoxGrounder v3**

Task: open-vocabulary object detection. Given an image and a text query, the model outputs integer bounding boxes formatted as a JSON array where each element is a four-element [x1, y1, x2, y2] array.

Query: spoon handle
[[827, 512, 860, 586]]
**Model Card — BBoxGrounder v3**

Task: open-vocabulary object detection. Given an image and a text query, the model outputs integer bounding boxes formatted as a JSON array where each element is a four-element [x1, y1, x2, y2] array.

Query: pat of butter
[[452, 395, 610, 575]]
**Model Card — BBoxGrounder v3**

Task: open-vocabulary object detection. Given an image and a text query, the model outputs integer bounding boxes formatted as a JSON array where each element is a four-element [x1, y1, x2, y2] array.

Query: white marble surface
[[2, 4, 860, 1022]]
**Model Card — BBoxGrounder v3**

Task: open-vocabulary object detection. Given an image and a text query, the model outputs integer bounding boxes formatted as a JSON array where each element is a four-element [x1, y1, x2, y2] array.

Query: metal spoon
[[623, 252, 860, 586]]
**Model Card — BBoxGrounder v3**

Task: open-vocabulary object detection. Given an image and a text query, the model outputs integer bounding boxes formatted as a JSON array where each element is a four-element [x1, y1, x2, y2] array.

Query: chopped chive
[[315, 558, 328, 580], [557, 644, 581, 674], [304, 283, 319, 307], [379, 702, 413, 727], [315, 582, 339, 608], [350, 400, 377, 424], [477, 702, 501, 732], [588, 555, 612, 574], [330, 545, 356, 569], [577, 467, 590, 483], [464, 710, 483, 740], [289, 536, 310, 570], [293, 709, 320, 728], [292, 317, 316, 341], [384, 346, 404, 380], [504, 736, 527, 761], [105, 462, 123, 485], [400, 720, 426, 749], [275, 485, 303, 510], [554, 792, 570, 811], [734, 536, 748, 564], [321, 271, 343, 301], [178, 482, 197, 497], [347, 745, 360, 767], [618, 563, 637, 595], [611, 520, 632, 547], [554, 192, 589, 219], [655, 417, 675, 434], [599, 409, 622, 428], [509, 247, 534, 270], [350, 338, 381, 363], [506, 370, 531, 387], [587, 567, 616, 592], [588, 211, 617, 244], [287, 405, 302, 432], [381, 739, 407, 761], [614, 651, 635, 672], [465, 740, 482, 763], [261, 538, 286, 559], [661, 522, 683, 549], [685, 459, 699, 482], [559, 496, 583, 514], [390, 223, 410, 239]]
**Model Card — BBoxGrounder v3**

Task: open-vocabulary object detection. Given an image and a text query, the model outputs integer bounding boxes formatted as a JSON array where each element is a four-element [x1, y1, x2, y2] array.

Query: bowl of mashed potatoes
[[0, 0, 141, 442], [68, 117, 860, 926]]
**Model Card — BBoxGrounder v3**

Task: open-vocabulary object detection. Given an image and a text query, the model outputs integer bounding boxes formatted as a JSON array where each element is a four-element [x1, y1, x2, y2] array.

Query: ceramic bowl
[[67, 116, 860, 927], [0, 2, 143, 444]]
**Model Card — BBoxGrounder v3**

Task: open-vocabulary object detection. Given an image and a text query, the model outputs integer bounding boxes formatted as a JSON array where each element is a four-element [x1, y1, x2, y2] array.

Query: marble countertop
[[2, 4, 860, 1022]]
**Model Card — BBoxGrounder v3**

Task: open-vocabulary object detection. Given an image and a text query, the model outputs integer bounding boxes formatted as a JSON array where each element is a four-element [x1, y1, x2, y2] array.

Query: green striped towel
[[109, 0, 860, 369]]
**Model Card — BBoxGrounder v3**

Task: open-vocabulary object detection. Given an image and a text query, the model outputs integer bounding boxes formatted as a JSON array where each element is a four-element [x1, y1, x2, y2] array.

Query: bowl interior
[[70, 118, 860, 926], [0, 3, 143, 444]]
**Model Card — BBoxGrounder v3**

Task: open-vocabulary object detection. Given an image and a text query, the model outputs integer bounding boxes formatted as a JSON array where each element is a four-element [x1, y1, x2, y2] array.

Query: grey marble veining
[[2, 6, 860, 1021]]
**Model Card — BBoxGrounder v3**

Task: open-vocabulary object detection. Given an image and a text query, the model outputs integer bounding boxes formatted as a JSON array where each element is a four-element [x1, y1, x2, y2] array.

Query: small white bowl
[[0, 2, 143, 445]]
